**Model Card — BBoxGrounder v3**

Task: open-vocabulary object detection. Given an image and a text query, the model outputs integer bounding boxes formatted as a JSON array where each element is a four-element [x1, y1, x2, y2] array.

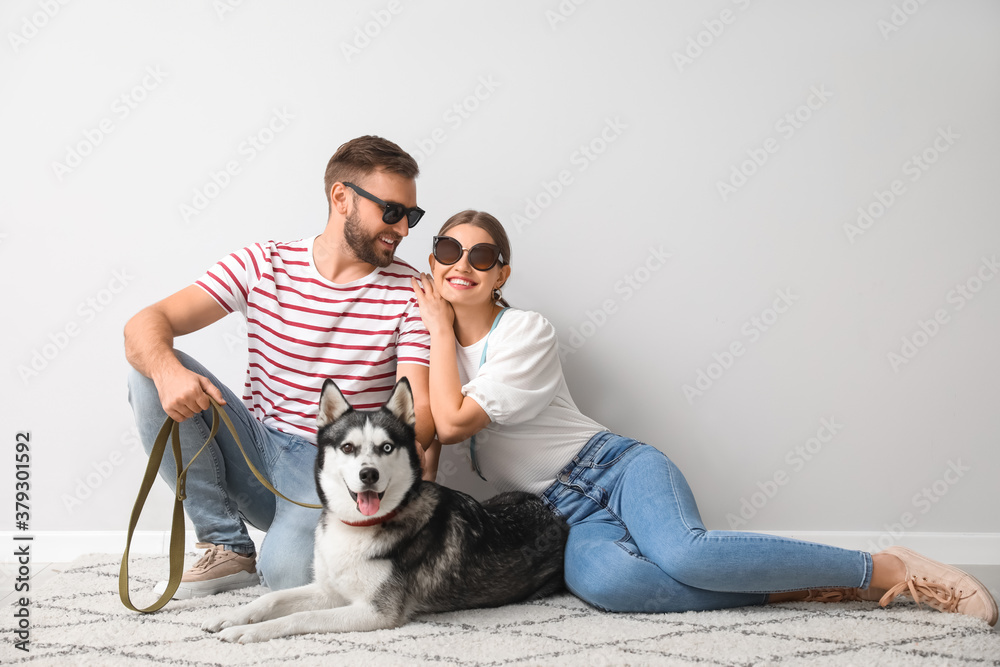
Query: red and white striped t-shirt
[[195, 237, 430, 443]]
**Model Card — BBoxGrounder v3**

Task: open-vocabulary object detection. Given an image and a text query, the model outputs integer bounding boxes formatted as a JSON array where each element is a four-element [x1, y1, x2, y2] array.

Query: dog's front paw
[[203, 604, 266, 633], [217, 622, 281, 643], [202, 615, 238, 633]]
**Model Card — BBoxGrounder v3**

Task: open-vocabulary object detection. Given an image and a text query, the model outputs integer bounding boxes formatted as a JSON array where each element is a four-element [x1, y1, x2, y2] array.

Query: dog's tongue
[[357, 491, 381, 516]]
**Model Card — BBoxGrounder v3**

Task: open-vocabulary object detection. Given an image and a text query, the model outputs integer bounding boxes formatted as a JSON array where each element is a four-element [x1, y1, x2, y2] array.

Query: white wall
[[2, 0, 998, 560]]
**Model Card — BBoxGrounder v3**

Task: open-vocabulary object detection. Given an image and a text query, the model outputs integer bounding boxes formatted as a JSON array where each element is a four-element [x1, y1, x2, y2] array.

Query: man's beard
[[343, 208, 398, 268]]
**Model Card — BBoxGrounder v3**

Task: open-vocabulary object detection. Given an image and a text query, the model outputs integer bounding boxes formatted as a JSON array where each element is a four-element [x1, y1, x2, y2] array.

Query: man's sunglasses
[[343, 182, 425, 228], [432, 235, 505, 271]]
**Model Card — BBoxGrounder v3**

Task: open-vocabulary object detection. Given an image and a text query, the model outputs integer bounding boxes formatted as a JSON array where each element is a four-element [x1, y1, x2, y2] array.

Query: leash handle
[[119, 397, 320, 613], [119, 418, 184, 612]]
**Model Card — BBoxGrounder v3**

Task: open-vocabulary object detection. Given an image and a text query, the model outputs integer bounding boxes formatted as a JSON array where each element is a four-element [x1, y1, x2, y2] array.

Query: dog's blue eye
[[341, 444, 354, 454], [382, 443, 393, 453]]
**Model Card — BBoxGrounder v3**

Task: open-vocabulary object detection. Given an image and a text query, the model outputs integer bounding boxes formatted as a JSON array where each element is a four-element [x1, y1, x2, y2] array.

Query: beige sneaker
[[878, 546, 998, 626], [153, 543, 259, 600]]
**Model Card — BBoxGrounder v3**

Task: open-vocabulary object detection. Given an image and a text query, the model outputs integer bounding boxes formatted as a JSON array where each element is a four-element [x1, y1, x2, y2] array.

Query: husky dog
[[203, 378, 568, 643]]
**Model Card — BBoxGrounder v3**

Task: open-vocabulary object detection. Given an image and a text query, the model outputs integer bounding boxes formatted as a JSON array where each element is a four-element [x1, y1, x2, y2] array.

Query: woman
[[410, 209, 997, 625]]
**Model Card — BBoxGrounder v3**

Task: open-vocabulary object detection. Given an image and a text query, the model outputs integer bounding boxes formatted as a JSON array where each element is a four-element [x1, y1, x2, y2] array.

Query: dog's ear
[[317, 379, 352, 428], [384, 377, 415, 428]]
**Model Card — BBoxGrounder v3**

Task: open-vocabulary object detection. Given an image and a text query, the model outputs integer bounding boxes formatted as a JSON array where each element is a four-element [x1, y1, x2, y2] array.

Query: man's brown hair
[[323, 136, 419, 213]]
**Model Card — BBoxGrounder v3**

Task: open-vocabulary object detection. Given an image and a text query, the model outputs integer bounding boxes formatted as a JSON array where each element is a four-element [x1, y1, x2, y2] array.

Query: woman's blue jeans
[[127, 350, 321, 590], [541, 432, 873, 612]]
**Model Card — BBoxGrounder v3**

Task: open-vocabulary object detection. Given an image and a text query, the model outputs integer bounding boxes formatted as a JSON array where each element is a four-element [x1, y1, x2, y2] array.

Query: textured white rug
[[3, 553, 998, 666]]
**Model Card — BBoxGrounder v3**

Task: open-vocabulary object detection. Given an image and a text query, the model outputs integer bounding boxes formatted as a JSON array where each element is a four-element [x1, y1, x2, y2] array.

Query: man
[[125, 135, 437, 598]]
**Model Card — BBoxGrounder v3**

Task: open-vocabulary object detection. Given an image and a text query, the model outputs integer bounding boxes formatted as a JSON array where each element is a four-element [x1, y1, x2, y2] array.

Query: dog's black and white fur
[[203, 378, 568, 642]]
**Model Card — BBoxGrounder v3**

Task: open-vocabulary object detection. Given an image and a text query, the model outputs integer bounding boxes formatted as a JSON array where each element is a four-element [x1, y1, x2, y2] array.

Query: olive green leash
[[119, 397, 321, 613]]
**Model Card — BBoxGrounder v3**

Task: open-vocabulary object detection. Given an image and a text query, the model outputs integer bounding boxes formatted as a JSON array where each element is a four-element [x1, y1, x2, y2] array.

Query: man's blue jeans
[[541, 432, 873, 612], [127, 350, 321, 590]]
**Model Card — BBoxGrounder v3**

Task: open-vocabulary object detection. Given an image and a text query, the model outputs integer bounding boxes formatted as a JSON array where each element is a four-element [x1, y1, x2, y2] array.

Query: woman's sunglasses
[[343, 182, 425, 228], [432, 236, 505, 271]]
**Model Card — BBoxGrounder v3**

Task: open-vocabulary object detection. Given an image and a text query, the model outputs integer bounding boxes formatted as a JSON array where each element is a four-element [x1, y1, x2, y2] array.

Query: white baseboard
[[2, 530, 999, 565], [763, 531, 1000, 566], [0, 529, 268, 564]]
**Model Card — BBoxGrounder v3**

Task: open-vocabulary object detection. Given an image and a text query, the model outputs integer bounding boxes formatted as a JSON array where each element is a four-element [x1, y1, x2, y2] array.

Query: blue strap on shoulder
[[469, 307, 508, 481]]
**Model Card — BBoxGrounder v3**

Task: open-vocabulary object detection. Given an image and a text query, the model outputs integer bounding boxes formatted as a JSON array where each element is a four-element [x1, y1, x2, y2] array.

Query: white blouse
[[456, 309, 606, 494]]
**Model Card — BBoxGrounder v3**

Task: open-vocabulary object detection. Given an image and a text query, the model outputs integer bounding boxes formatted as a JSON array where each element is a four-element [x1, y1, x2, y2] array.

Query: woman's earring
[[492, 286, 503, 302]]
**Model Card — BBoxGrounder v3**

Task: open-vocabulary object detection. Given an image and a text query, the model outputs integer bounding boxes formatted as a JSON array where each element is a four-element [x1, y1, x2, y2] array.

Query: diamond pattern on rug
[[2, 553, 997, 667]]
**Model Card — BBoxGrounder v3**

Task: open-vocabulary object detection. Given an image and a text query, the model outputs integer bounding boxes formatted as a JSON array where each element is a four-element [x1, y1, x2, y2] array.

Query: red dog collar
[[340, 507, 399, 527]]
